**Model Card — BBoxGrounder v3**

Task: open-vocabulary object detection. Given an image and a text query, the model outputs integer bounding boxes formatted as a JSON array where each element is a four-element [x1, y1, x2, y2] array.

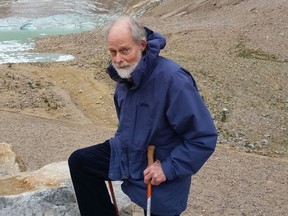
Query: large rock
[[0, 143, 26, 179], [0, 143, 133, 216]]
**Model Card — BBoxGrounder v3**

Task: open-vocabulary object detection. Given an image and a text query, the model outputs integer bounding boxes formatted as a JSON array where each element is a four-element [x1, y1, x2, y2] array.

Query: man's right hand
[[143, 159, 167, 186]]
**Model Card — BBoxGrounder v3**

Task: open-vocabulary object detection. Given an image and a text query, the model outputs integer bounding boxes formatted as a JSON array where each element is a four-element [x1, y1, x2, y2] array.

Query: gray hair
[[103, 16, 147, 45]]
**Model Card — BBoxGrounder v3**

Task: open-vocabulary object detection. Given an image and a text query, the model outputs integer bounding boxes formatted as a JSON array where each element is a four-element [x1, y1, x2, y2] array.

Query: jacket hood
[[107, 27, 166, 84], [144, 27, 166, 57]]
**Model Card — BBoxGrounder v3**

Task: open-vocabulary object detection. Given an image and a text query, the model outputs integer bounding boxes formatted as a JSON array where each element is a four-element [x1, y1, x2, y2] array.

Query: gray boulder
[[0, 143, 133, 216]]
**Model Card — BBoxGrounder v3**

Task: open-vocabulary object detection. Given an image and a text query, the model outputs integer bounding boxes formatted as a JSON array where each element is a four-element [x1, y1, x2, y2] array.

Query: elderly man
[[68, 16, 218, 216]]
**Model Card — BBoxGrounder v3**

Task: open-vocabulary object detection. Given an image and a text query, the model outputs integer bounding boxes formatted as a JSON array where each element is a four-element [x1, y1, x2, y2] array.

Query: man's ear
[[140, 40, 147, 52]]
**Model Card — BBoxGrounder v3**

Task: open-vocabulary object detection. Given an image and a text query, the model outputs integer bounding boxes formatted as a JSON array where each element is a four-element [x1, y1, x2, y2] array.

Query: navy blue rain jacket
[[107, 28, 218, 215]]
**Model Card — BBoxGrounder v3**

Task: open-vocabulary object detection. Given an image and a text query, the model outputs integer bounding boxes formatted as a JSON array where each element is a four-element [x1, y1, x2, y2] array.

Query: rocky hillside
[[141, 0, 288, 157]]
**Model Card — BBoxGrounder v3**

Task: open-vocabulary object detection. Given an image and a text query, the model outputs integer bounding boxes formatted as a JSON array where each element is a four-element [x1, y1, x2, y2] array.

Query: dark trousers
[[68, 140, 117, 216], [68, 140, 179, 216]]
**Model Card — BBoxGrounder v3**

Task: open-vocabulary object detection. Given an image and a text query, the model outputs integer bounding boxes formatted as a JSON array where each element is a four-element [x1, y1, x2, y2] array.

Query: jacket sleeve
[[161, 72, 218, 181]]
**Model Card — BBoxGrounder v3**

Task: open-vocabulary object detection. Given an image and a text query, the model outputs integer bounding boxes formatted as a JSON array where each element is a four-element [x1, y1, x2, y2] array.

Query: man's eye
[[121, 49, 130, 55], [110, 50, 117, 56]]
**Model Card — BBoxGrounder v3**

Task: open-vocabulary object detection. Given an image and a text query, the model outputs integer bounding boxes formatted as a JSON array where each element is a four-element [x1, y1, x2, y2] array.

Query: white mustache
[[114, 62, 130, 68]]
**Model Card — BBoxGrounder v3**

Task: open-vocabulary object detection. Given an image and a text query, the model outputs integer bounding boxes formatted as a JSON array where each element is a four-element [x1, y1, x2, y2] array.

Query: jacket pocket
[[129, 149, 147, 179], [132, 102, 153, 149], [129, 102, 153, 179]]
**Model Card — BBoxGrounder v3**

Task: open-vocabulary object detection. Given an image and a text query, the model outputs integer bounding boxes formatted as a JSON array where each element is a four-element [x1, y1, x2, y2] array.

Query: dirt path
[[0, 110, 114, 170], [188, 147, 288, 216]]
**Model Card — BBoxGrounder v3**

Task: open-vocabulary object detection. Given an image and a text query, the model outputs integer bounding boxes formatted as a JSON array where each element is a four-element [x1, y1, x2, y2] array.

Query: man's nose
[[114, 52, 123, 63]]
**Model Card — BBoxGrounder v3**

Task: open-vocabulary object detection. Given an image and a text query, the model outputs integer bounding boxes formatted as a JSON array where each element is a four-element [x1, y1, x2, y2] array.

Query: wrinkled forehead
[[107, 27, 137, 48]]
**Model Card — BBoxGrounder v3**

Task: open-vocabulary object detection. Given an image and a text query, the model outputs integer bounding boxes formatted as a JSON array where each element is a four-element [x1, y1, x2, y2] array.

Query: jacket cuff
[[161, 157, 175, 181]]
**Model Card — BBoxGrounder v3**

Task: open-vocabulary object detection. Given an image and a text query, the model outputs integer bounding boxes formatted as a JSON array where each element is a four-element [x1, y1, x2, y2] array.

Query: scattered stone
[[245, 143, 255, 149], [261, 139, 268, 146]]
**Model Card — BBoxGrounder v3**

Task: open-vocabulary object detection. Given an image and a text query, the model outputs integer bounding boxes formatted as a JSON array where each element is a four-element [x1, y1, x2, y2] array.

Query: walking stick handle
[[147, 145, 155, 166]]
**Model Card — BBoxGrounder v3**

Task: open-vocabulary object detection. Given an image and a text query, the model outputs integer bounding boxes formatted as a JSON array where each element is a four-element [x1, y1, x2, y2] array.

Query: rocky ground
[[0, 0, 287, 215]]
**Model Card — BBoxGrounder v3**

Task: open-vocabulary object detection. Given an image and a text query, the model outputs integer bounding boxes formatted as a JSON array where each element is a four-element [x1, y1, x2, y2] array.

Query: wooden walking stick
[[108, 180, 120, 216], [146, 145, 155, 216]]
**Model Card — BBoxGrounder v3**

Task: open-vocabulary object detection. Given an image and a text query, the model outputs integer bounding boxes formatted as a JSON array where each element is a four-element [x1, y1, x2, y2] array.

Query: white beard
[[112, 51, 142, 79]]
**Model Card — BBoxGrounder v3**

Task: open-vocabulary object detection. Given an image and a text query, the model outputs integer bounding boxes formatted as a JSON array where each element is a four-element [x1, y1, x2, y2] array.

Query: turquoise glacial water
[[0, 10, 111, 64], [0, 0, 165, 64]]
